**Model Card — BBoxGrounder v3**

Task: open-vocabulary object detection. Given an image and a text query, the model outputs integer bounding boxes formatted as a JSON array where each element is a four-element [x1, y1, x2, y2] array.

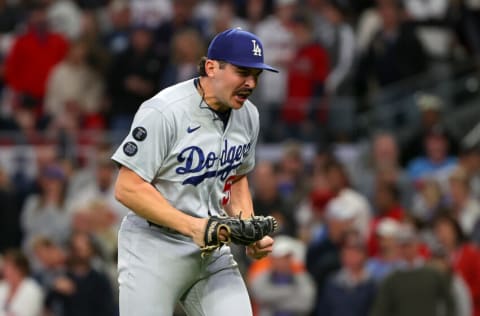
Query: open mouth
[[234, 90, 252, 103]]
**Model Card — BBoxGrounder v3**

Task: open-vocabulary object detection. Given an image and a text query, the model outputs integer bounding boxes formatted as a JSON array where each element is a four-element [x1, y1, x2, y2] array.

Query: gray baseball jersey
[[112, 78, 259, 316], [112, 78, 259, 217]]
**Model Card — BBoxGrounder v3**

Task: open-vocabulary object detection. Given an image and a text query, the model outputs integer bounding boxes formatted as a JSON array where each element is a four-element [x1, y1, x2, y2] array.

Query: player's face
[[211, 62, 262, 111]]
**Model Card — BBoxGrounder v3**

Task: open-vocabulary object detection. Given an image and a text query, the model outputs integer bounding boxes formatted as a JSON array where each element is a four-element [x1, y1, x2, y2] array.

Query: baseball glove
[[200, 214, 278, 257]]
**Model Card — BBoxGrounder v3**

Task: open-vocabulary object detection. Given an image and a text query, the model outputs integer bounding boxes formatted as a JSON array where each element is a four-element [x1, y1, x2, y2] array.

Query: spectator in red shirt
[[433, 213, 480, 316], [4, 2, 69, 119], [280, 11, 329, 141]]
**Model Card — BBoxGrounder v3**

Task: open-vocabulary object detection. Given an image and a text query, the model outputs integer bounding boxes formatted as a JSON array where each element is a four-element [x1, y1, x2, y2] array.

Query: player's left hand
[[246, 236, 274, 260]]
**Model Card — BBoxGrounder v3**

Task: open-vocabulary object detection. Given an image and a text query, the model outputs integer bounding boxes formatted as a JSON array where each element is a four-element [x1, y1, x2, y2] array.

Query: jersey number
[[221, 175, 236, 206]]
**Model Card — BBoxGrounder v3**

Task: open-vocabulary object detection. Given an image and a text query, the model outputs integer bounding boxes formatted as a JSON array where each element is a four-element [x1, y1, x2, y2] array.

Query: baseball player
[[112, 28, 278, 316]]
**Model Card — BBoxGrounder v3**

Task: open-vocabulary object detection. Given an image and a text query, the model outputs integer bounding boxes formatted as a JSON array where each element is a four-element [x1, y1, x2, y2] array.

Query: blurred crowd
[[0, 0, 480, 315], [0, 0, 479, 144], [246, 136, 480, 316]]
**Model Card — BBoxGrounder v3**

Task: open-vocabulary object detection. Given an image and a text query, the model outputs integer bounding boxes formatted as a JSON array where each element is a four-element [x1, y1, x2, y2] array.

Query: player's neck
[[197, 77, 229, 112]]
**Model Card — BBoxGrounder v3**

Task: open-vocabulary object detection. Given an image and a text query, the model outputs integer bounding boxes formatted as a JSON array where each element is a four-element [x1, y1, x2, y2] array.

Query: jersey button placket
[[208, 111, 232, 215]]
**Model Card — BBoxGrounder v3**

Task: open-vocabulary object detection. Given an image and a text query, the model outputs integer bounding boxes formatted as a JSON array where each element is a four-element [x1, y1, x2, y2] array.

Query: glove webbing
[[200, 221, 231, 257]]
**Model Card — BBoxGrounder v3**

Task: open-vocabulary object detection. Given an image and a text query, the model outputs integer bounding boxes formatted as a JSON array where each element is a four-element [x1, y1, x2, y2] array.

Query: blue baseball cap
[[207, 28, 279, 73]]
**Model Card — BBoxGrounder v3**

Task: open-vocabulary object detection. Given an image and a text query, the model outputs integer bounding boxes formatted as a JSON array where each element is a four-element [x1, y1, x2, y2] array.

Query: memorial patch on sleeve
[[132, 127, 147, 141], [123, 142, 138, 156]]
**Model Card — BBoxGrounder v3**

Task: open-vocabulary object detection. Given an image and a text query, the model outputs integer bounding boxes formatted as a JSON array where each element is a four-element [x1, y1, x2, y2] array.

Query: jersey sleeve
[[111, 106, 173, 182]]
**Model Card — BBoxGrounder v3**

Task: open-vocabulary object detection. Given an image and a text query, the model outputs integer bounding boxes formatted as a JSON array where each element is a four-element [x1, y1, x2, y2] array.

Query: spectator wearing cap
[[323, 160, 373, 239], [20, 164, 73, 252], [366, 218, 402, 282], [0, 249, 44, 316], [371, 224, 455, 316], [401, 92, 459, 165], [44, 0, 83, 41], [306, 197, 356, 316], [317, 231, 377, 316], [248, 235, 316, 316], [433, 214, 480, 316]]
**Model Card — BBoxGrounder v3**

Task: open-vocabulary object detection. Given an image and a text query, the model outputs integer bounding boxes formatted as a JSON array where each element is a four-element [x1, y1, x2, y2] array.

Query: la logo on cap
[[206, 28, 279, 72], [251, 40, 262, 57]]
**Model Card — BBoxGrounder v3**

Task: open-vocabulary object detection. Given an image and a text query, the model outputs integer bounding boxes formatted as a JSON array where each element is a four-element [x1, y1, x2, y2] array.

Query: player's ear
[[205, 59, 216, 77]]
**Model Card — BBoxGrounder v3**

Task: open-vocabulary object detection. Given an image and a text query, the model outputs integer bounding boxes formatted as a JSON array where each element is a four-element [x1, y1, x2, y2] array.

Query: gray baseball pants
[[118, 213, 252, 316]]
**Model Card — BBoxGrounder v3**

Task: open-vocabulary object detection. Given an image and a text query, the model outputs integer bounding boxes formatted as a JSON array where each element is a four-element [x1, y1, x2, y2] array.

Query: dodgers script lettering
[[176, 140, 251, 186]]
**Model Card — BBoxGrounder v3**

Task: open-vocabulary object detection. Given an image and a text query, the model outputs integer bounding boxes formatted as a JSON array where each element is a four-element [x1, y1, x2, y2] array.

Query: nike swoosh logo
[[187, 125, 201, 133]]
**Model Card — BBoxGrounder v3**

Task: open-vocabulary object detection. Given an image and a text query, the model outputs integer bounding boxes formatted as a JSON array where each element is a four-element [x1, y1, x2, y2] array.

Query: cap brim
[[229, 60, 279, 73]]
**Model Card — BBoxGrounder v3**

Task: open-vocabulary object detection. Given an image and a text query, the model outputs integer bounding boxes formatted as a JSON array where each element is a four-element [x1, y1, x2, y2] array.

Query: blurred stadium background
[[1, 0, 480, 315]]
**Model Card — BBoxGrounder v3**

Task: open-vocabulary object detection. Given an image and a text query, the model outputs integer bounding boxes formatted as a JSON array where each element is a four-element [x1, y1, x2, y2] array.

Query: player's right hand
[[190, 218, 229, 248], [246, 236, 274, 260], [190, 217, 230, 254]]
